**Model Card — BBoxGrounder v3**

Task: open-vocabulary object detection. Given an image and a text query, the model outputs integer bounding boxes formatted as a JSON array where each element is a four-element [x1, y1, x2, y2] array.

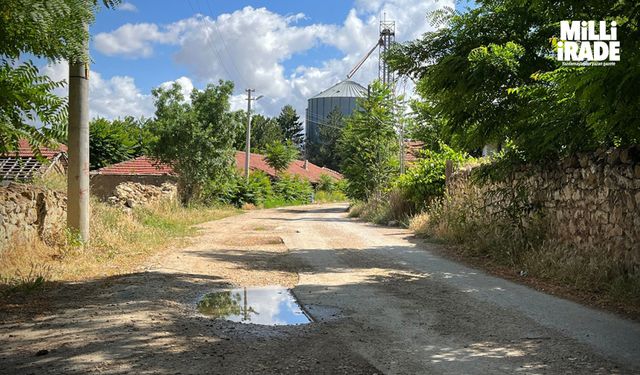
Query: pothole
[[222, 236, 284, 246], [197, 286, 312, 325]]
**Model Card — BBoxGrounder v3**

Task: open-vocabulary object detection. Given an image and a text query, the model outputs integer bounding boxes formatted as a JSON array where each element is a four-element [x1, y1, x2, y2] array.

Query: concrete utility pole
[[245, 89, 254, 180], [399, 118, 405, 175], [244, 89, 263, 180], [67, 24, 90, 242]]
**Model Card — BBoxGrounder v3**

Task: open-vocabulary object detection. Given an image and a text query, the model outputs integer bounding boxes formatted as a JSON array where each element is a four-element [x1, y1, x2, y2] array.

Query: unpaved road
[[1, 203, 639, 374]]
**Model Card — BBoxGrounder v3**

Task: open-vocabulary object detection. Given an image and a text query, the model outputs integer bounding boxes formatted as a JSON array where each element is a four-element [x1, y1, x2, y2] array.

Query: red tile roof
[[93, 156, 174, 176], [5, 139, 68, 160], [235, 151, 342, 183], [93, 152, 343, 183]]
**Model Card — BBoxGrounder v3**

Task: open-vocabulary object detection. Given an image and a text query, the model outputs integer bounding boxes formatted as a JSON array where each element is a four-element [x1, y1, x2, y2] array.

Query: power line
[[186, 0, 237, 86], [203, 0, 248, 89]]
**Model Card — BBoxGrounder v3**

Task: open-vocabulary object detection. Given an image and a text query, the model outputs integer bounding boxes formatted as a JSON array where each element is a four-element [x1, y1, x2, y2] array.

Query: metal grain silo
[[305, 80, 367, 144]]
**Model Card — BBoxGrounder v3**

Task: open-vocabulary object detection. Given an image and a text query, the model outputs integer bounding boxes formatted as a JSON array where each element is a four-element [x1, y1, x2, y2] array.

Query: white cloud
[[94, 22, 182, 58], [159, 76, 194, 102], [41, 61, 154, 120], [118, 2, 137, 12], [92, 1, 453, 120]]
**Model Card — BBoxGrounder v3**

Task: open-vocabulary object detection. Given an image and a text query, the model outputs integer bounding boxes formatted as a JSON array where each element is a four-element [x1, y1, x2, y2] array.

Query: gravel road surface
[[1, 203, 638, 374]]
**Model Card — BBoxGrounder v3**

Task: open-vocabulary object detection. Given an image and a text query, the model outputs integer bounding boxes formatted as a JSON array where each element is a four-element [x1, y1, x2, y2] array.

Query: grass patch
[[262, 197, 306, 209], [31, 172, 67, 192], [0, 198, 238, 290], [314, 190, 347, 203]]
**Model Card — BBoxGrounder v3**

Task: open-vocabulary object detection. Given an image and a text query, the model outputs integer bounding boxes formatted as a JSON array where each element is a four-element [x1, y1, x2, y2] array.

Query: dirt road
[[1, 204, 639, 374]]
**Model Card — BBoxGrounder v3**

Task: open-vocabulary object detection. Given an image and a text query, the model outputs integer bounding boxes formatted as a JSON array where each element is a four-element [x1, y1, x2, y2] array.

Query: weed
[[0, 263, 51, 295]]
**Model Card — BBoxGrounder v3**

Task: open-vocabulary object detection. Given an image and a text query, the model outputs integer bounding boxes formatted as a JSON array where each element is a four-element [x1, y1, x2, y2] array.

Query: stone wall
[[0, 183, 67, 250], [447, 147, 640, 257], [106, 182, 177, 209], [90, 174, 177, 200]]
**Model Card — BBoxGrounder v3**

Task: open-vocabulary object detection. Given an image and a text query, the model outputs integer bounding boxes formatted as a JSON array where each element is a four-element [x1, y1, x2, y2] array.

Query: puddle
[[197, 286, 311, 325]]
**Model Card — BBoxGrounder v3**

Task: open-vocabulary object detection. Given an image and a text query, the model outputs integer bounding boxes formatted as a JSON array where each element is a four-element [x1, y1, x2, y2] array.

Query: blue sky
[[44, 0, 466, 120]]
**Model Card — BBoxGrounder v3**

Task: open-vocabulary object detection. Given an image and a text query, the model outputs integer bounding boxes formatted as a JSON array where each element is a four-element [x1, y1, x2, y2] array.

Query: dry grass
[[347, 189, 414, 226], [0, 199, 238, 291], [31, 172, 67, 192]]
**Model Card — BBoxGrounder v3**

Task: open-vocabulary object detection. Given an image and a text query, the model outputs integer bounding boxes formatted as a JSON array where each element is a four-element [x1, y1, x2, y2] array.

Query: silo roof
[[311, 80, 367, 99]]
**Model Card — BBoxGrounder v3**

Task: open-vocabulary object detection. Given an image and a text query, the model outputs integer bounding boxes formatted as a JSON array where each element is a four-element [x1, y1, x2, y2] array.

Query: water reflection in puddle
[[197, 286, 311, 325]]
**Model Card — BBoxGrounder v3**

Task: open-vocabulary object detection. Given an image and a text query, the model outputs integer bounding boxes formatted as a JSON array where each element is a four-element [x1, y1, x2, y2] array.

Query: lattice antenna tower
[[379, 16, 396, 89]]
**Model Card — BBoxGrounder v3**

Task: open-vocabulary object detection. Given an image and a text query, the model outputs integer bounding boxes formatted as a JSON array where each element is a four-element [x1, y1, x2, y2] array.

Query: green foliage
[[338, 81, 400, 200], [307, 107, 344, 171], [0, 0, 120, 154], [276, 105, 304, 149], [394, 143, 469, 210], [0, 61, 67, 155], [264, 140, 299, 174], [148, 80, 238, 203], [89, 116, 150, 170], [272, 174, 312, 203], [316, 174, 337, 193], [314, 190, 347, 203], [205, 171, 273, 208], [387, 0, 640, 162], [250, 114, 282, 153]]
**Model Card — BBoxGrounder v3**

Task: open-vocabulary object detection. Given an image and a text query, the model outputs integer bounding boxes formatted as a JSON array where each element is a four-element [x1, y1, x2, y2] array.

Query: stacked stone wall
[[447, 147, 640, 258], [0, 183, 67, 250], [106, 182, 177, 209]]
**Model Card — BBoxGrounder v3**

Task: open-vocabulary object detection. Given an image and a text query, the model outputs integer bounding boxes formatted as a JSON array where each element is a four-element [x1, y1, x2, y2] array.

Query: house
[[234, 151, 342, 183], [90, 151, 342, 199], [90, 156, 176, 199], [0, 139, 68, 186]]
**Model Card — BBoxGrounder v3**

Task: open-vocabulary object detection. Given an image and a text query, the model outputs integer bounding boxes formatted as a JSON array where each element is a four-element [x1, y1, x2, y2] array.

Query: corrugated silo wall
[[306, 96, 359, 144]]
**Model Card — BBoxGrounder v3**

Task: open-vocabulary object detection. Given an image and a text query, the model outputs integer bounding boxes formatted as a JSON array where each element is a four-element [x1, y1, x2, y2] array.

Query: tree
[[308, 107, 344, 171], [387, 0, 640, 162], [0, 0, 120, 155], [148, 80, 238, 203], [250, 114, 282, 153], [339, 81, 400, 200], [276, 105, 304, 149], [264, 140, 299, 175], [89, 116, 148, 170]]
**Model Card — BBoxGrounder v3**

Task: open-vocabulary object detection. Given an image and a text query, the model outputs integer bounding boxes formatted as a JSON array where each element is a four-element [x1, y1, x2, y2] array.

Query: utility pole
[[399, 117, 405, 174], [67, 23, 90, 242], [245, 89, 254, 180], [244, 89, 263, 180]]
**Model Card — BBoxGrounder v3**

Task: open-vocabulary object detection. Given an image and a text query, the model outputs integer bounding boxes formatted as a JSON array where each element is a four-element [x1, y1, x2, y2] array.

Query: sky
[[42, 0, 469, 122]]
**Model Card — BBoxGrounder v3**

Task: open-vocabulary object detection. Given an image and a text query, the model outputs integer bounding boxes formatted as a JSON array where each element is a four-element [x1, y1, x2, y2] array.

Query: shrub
[[316, 174, 337, 193], [394, 143, 469, 210], [203, 171, 272, 208], [348, 189, 413, 225], [272, 174, 312, 203]]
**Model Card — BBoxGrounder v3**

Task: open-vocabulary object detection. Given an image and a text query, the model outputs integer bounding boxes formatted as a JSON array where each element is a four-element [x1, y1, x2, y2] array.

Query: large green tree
[[250, 114, 282, 153], [148, 80, 238, 203], [387, 0, 640, 162], [276, 105, 304, 149], [339, 81, 400, 200], [0, 0, 120, 155]]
